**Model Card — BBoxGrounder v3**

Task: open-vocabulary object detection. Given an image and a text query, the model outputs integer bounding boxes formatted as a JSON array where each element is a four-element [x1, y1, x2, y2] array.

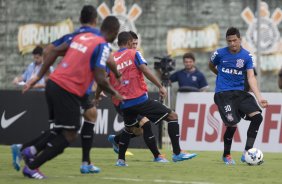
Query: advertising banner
[[0, 91, 160, 148], [176, 92, 282, 152]]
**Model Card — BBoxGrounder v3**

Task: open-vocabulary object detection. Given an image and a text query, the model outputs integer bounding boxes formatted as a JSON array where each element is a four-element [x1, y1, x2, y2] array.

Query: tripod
[[158, 78, 172, 150]]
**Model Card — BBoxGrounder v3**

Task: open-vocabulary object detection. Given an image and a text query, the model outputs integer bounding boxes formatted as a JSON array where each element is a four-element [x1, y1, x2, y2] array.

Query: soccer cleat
[[222, 154, 236, 165], [153, 154, 169, 163], [241, 151, 246, 163], [22, 166, 46, 179], [172, 152, 197, 162], [108, 135, 119, 154], [21, 147, 35, 165], [80, 163, 101, 174], [115, 159, 128, 167], [11, 144, 22, 171]]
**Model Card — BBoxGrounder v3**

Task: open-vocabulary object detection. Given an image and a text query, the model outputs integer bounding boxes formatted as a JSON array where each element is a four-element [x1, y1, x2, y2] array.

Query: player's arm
[[139, 64, 167, 98], [278, 67, 282, 89], [209, 62, 218, 75], [92, 43, 122, 100], [209, 50, 219, 75], [247, 69, 268, 108], [106, 54, 122, 80], [135, 51, 166, 98], [94, 68, 122, 100]]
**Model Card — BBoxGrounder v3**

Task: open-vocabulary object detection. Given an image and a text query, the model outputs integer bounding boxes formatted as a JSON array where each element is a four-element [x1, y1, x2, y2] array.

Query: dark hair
[[128, 31, 138, 39], [183, 52, 195, 62], [32, 46, 43, 55], [100, 16, 120, 42], [118, 31, 133, 46], [226, 27, 240, 38], [80, 5, 97, 24]]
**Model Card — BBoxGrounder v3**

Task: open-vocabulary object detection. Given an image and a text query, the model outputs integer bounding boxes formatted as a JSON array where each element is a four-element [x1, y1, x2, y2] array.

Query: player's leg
[[80, 103, 100, 174], [165, 111, 197, 162], [12, 97, 56, 172], [239, 93, 262, 162], [137, 116, 168, 163], [222, 126, 237, 164], [108, 106, 137, 153], [116, 128, 132, 166], [214, 91, 241, 165], [133, 99, 196, 162], [22, 80, 80, 179]]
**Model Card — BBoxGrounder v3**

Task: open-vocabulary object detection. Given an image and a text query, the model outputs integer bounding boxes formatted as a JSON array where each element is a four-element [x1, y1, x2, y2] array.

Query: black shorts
[[45, 80, 81, 130], [81, 92, 95, 112], [122, 99, 172, 127], [214, 90, 261, 126]]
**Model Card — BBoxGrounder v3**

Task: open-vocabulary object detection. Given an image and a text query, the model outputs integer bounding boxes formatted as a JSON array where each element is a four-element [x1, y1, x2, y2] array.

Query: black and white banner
[[0, 90, 160, 148]]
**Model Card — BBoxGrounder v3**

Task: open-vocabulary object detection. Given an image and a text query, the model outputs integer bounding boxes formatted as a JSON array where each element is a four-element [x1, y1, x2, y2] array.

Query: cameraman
[[170, 53, 208, 92]]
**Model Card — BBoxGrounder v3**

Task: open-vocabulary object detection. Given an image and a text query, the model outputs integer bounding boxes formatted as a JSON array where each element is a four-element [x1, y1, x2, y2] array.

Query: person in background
[[13, 46, 50, 91], [170, 53, 208, 92]]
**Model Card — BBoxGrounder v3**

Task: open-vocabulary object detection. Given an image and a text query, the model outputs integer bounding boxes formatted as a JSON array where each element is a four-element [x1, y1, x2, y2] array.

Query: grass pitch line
[[102, 177, 214, 184]]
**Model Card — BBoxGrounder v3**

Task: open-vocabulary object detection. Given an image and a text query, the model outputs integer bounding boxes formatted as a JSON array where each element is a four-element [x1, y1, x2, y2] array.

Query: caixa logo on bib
[[97, 0, 142, 51]]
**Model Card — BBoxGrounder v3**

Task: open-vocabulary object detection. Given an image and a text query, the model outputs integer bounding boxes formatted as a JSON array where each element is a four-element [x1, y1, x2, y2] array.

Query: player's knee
[[138, 116, 149, 127], [131, 126, 143, 136], [62, 130, 78, 143], [166, 111, 178, 121], [250, 113, 263, 125], [83, 107, 97, 122]]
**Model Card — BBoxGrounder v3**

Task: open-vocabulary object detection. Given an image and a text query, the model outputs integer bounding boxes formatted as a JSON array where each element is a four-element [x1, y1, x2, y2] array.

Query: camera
[[154, 56, 175, 86]]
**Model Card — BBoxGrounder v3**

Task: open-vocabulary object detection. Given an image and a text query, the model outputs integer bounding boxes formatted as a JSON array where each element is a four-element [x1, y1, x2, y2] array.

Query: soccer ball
[[244, 148, 264, 166]]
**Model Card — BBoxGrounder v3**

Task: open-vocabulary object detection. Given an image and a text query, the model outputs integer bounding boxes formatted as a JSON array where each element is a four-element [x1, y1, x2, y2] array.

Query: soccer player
[[209, 27, 268, 165], [11, 5, 122, 175], [107, 31, 197, 166], [106, 31, 168, 163], [19, 15, 121, 179], [129, 30, 138, 49]]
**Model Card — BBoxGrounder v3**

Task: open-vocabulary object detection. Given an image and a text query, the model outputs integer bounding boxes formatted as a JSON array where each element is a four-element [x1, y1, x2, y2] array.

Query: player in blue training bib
[[209, 27, 268, 165]]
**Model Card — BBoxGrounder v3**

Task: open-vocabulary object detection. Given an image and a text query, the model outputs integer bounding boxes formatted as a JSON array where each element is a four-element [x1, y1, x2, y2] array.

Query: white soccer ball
[[244, 148, 264, 166]]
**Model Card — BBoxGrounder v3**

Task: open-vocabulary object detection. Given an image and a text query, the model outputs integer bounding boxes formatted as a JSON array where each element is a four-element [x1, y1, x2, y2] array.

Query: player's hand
[[258, 99, 268, 108], [22, 76, 39, 93], [159, 86, 167, 99]]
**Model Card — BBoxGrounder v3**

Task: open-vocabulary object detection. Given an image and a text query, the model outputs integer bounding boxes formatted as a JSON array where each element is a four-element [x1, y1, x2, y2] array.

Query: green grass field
[[0, 145, 281, 184]]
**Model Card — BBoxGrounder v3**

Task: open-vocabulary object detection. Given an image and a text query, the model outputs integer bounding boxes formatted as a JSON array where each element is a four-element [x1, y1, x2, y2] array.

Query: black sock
[[245, 114, 263, 151], [21, 129, 53, 152], [114, 132, 136, 144], [118, 129, 132, 160], [80, 121, 94, 164], [167, 121, 181, 155], [142, 122, 160, 158], [223, 127, 237, 157], [28, 133, 69, 170], [33, 130, 58, 154]]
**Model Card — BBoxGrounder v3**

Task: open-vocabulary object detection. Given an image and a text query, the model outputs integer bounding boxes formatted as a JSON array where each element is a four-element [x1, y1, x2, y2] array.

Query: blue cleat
[[80, 163, 101, 174], [222, 154, 236, 165], [21, 147, 35, 165], [115, 159, 128, 167], [241, 151, 246, 163], [153, 154, 169, 163], [22, 165, 46, 179], [11, 144, 22, 171], [172, 152, 197, 162], [108, 135, 119, 154]]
